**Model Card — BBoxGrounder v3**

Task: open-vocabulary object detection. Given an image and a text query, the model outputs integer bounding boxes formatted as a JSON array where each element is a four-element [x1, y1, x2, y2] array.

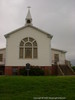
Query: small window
[[0, 54, 3, 62], [54, 54, 59, 62], [12, 67, 18, 75]]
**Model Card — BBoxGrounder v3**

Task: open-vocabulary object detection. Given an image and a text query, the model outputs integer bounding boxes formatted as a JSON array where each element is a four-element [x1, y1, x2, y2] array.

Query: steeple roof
[[26, 6, 32, 20], [25, 6, 32, 26]]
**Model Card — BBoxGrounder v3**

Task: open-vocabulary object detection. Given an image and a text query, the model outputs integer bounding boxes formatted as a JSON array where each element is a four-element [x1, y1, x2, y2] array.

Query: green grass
[[0, 76, 75, 100]]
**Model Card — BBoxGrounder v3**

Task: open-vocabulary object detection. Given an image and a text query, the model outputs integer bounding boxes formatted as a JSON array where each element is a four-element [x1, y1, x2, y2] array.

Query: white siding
[[51, 49, 66, 65], [5, 26, 52, 66]]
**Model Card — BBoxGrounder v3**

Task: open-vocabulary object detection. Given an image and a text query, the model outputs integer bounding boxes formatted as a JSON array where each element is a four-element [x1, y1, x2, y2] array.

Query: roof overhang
[[51, 48, 67, 53], [4, 25, 53, 39]]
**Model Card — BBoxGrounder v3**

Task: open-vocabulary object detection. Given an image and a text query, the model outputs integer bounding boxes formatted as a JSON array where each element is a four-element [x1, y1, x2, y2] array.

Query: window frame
[[0, 54, 3, 62], [54, 54, 59, 62], [19, 37, 38, 59], [12, 67, 18, 75]]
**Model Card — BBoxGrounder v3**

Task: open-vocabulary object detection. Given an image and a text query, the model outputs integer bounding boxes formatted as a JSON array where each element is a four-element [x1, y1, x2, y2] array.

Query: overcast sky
[[0, 0, 75, 65]]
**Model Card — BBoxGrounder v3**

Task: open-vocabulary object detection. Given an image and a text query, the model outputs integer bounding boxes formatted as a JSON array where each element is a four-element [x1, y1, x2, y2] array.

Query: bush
[[19, 68, 27, 75], [72, 66, 75, 71], [19, 66, 44, 76], [30, 66, 44, 76]]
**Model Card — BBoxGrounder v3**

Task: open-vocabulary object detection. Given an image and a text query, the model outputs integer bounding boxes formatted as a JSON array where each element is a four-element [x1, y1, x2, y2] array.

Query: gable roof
[[51, 48, 67, 53], [4, 25, 53, 38], [0, 48, 6, 51]]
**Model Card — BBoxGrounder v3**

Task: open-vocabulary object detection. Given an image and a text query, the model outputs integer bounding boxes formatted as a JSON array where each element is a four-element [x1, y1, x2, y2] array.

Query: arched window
[[19, 37, 37, 59]]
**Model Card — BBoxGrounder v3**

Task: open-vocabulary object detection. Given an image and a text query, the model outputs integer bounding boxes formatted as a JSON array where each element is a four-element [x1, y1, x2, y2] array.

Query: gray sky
[[0, 0, 75, 65]]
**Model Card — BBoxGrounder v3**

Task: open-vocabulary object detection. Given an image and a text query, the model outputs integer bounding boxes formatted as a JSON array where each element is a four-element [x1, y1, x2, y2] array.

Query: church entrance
[[0, 65, 5, 75]]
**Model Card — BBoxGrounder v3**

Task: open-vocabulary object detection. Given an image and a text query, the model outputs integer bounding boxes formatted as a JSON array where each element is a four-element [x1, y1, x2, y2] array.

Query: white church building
[[0, 8, 69, 75]]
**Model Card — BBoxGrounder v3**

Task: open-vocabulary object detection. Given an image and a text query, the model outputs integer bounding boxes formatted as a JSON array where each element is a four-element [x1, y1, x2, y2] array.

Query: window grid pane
[[20, 41, 24, 46], [25, 42, 32, 46], [20, 48, 24, 58], [33, 41, 37, 46], [0, 54, 3, 61], [25, 48, 32, 58], [29, 37, 34, 42], [33, 48, 37, 58], [23, 38, 28, 42]]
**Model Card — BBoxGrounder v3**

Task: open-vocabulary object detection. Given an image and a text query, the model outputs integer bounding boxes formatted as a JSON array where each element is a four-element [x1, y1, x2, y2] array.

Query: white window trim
[[19, 37, 38, 59]]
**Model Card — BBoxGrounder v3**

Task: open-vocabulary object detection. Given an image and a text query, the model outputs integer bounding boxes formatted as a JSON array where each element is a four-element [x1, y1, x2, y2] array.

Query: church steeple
[[25, 6, 33, 26]]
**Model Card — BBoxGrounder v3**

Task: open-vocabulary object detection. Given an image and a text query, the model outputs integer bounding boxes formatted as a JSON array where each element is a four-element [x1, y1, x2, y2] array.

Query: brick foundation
[[5, 66, 54, 76], [5, 66, 12, 75]]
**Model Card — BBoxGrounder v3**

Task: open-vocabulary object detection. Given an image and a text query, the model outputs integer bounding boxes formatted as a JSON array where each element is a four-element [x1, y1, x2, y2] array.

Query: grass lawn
[[0, 76, 75, 100]]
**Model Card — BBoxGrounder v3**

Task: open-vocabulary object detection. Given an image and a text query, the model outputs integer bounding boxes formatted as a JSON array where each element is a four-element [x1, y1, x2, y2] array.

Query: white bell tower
[[25, 6, 33, 26]]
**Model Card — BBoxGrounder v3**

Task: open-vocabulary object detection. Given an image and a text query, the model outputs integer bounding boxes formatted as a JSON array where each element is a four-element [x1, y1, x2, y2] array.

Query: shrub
[[72, 66, 75, 71], [19, 66, 44, 76], [19, 68, 27, 75], [30, 66, 44, 76]]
